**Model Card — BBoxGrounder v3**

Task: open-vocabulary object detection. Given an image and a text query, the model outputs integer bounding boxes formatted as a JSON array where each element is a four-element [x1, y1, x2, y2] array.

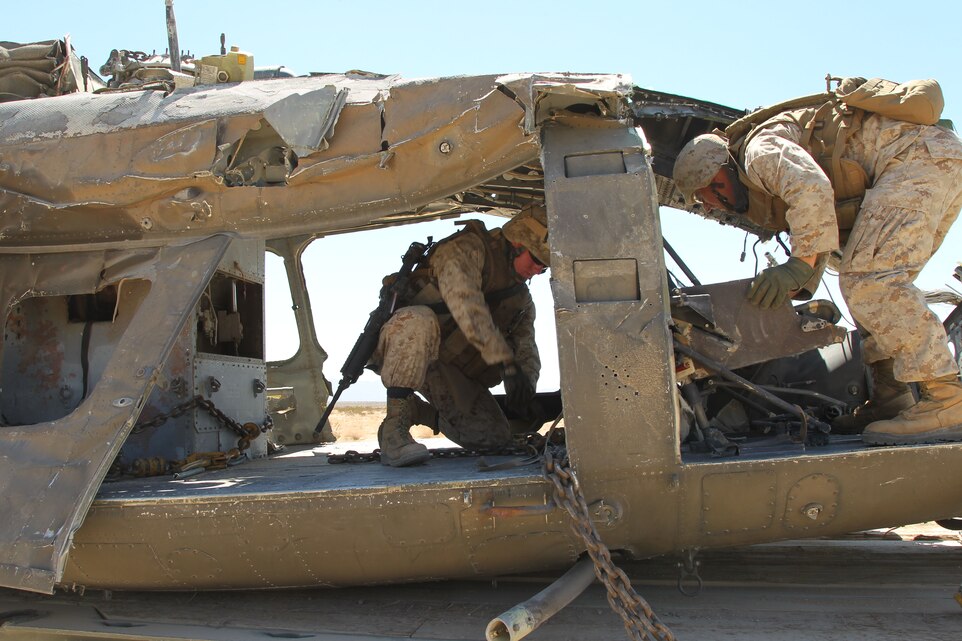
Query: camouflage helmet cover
[[672, 133, 731, 206], [502, 204, 550, 267]]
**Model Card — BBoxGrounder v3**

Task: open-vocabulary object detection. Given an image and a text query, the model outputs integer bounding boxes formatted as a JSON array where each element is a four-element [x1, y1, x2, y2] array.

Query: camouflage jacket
[[405, 221, 540, 388], [740, 113, 936, 258]]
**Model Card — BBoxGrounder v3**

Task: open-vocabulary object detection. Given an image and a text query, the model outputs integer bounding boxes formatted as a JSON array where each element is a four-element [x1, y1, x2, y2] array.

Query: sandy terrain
[[326, 402, 437, 441]]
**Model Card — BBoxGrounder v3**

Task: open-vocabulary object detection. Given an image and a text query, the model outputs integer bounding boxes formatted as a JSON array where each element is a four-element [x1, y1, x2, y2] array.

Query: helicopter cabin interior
[[5, 95, 872, 509]]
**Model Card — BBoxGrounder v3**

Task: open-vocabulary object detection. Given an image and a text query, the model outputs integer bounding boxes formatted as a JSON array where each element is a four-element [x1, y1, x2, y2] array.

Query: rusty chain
[[543, 447, 676, 641], [122, 395, 267, 477], [326, 431, 554, 464], [134, 395, 264, 447]]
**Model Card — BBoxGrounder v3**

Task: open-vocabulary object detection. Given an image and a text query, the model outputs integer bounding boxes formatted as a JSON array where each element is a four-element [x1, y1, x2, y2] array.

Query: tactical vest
[[401, 221, 530, 387], [726, 94, 870, 242]]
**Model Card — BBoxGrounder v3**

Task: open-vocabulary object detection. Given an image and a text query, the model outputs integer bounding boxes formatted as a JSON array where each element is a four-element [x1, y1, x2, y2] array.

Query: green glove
[[502, 362, 536, 415], [747, 257, 815, 309]]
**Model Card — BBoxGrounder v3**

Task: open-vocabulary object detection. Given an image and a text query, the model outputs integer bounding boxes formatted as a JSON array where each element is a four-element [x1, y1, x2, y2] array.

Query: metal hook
[[677, 549, 703, 597]]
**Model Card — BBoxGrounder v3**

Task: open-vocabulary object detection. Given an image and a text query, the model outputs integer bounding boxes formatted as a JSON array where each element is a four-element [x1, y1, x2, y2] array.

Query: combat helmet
[[502, 204, 550, 267], [672, 133, 731, 206]]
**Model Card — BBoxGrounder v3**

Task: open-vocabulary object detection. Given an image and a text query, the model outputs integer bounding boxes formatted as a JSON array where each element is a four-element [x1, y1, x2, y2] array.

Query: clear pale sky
[[7, 1, 962, 399]]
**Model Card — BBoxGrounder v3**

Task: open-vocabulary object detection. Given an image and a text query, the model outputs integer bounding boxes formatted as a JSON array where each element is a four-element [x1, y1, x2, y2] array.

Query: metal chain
[[543, 447, 677, 641], [131, 396, 202, 434], [328, 449, 383, 464], [327, 432, 550, 464], [134, 395, 263, 446], [194, 397, 262, 452], [122, 395, 266, 477]]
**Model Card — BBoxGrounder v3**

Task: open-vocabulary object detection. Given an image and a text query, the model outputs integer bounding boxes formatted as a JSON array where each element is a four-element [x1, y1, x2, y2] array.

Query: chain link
[[328, 449, 382, 464], [134, 395, 261, 445], [543, 447, 676, 641], [130, 407, 672, 638], [122, 395, 266, 477], [131, 396, 199, 433], [326, 432, 551, 464], [324, 430, 674, 639]]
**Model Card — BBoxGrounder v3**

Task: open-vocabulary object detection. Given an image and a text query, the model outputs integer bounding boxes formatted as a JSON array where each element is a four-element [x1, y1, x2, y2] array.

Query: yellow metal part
[[199, 46, 254, 83]]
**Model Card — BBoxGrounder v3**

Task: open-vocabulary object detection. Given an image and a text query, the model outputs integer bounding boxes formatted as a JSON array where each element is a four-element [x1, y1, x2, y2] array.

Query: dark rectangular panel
[[564, 151, 626, 177]]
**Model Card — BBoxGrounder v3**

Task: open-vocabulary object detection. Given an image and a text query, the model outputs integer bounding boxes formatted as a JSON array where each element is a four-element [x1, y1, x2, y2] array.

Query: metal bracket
[[677, 548, 703, 597]]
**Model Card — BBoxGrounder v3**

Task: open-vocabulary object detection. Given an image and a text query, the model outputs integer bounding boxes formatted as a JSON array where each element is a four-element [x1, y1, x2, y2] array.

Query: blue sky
[[7, 1, 962, 399]]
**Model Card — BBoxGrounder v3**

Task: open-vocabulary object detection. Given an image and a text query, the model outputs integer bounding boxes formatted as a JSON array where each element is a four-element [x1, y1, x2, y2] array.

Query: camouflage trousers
[[373, 305, 511, 449], [839, 125, 962, 382]]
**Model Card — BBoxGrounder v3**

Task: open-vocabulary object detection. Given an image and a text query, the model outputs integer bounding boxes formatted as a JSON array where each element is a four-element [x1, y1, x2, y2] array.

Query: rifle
[[313, 238, 434, 437]]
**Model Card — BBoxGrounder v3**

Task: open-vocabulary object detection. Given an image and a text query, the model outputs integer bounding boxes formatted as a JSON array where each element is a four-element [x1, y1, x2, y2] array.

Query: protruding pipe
[[165, 0, 181, 72], [663, 237, 701, 286], [485, 557, 595, 641]]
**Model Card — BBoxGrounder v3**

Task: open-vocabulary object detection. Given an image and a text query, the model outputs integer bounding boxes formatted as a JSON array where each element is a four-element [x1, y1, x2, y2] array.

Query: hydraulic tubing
[[708, 379, 776, 417], [713, 381, 848, 408], [663, 238, 702, 287], [673, 339, 831, 435], [485, 557, 596, 641]]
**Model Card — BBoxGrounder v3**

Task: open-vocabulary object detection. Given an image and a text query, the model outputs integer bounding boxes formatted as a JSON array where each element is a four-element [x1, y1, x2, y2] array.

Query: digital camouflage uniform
[[742, 115, 962, 382], [372, 223, 540, 449]]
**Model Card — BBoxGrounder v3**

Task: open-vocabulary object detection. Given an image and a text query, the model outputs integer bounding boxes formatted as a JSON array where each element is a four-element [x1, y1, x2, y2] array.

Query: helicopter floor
[[96, 436, 542, 503], [98, 432, 902, 502], [682, 431, 876, 463]]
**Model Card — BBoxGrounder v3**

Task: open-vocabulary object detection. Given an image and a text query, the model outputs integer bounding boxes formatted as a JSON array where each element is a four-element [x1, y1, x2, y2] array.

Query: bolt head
[[802, 503, 823, 520]]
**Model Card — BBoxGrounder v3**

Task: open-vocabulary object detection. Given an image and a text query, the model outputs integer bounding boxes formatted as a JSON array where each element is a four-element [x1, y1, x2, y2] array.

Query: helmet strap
[[716, 163, 748, 214]]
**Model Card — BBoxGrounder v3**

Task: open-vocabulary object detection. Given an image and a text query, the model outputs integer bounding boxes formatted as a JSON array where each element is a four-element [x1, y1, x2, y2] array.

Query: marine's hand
[[501, 362, 535, 414], [747, 257, 815, 309]]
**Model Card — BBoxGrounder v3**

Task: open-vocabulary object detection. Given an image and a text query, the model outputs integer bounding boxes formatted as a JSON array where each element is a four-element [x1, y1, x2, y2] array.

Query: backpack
[[725, 76, 945, 143], [834, 77, 944, 126], [723, 76, 946, 238]]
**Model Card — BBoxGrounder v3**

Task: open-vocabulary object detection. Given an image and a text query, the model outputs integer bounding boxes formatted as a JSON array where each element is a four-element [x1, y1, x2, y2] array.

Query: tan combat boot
[[862, 374, 962, 446], [377, 396, 431, 467], [833, 359, 916, 434]]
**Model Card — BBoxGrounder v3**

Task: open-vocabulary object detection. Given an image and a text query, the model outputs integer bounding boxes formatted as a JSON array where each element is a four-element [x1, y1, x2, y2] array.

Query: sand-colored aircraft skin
[[1, 40, 960, 596]]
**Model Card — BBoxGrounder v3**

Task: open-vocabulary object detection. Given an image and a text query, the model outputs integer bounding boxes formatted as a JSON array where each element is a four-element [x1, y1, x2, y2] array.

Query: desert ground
[[326, 401, 436, 441]]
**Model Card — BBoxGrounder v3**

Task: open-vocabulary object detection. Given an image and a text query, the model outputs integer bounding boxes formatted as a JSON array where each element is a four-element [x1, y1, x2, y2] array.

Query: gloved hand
[[501, 362, 536, 415], [747, 257, 815, 309]]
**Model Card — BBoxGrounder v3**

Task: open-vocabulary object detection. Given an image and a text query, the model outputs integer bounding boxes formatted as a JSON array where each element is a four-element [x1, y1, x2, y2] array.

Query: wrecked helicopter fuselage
[[1, 38, 961, 600]]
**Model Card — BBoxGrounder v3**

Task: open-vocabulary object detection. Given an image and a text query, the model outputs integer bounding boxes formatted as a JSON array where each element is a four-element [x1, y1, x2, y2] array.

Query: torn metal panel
[[497, 73, 633, 134], [0, 235, 229, 593], [263, 86, 347, 155], [0, 77, 347, 143], [0, 73, 629, 250], [673, 280, 848, 373]]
